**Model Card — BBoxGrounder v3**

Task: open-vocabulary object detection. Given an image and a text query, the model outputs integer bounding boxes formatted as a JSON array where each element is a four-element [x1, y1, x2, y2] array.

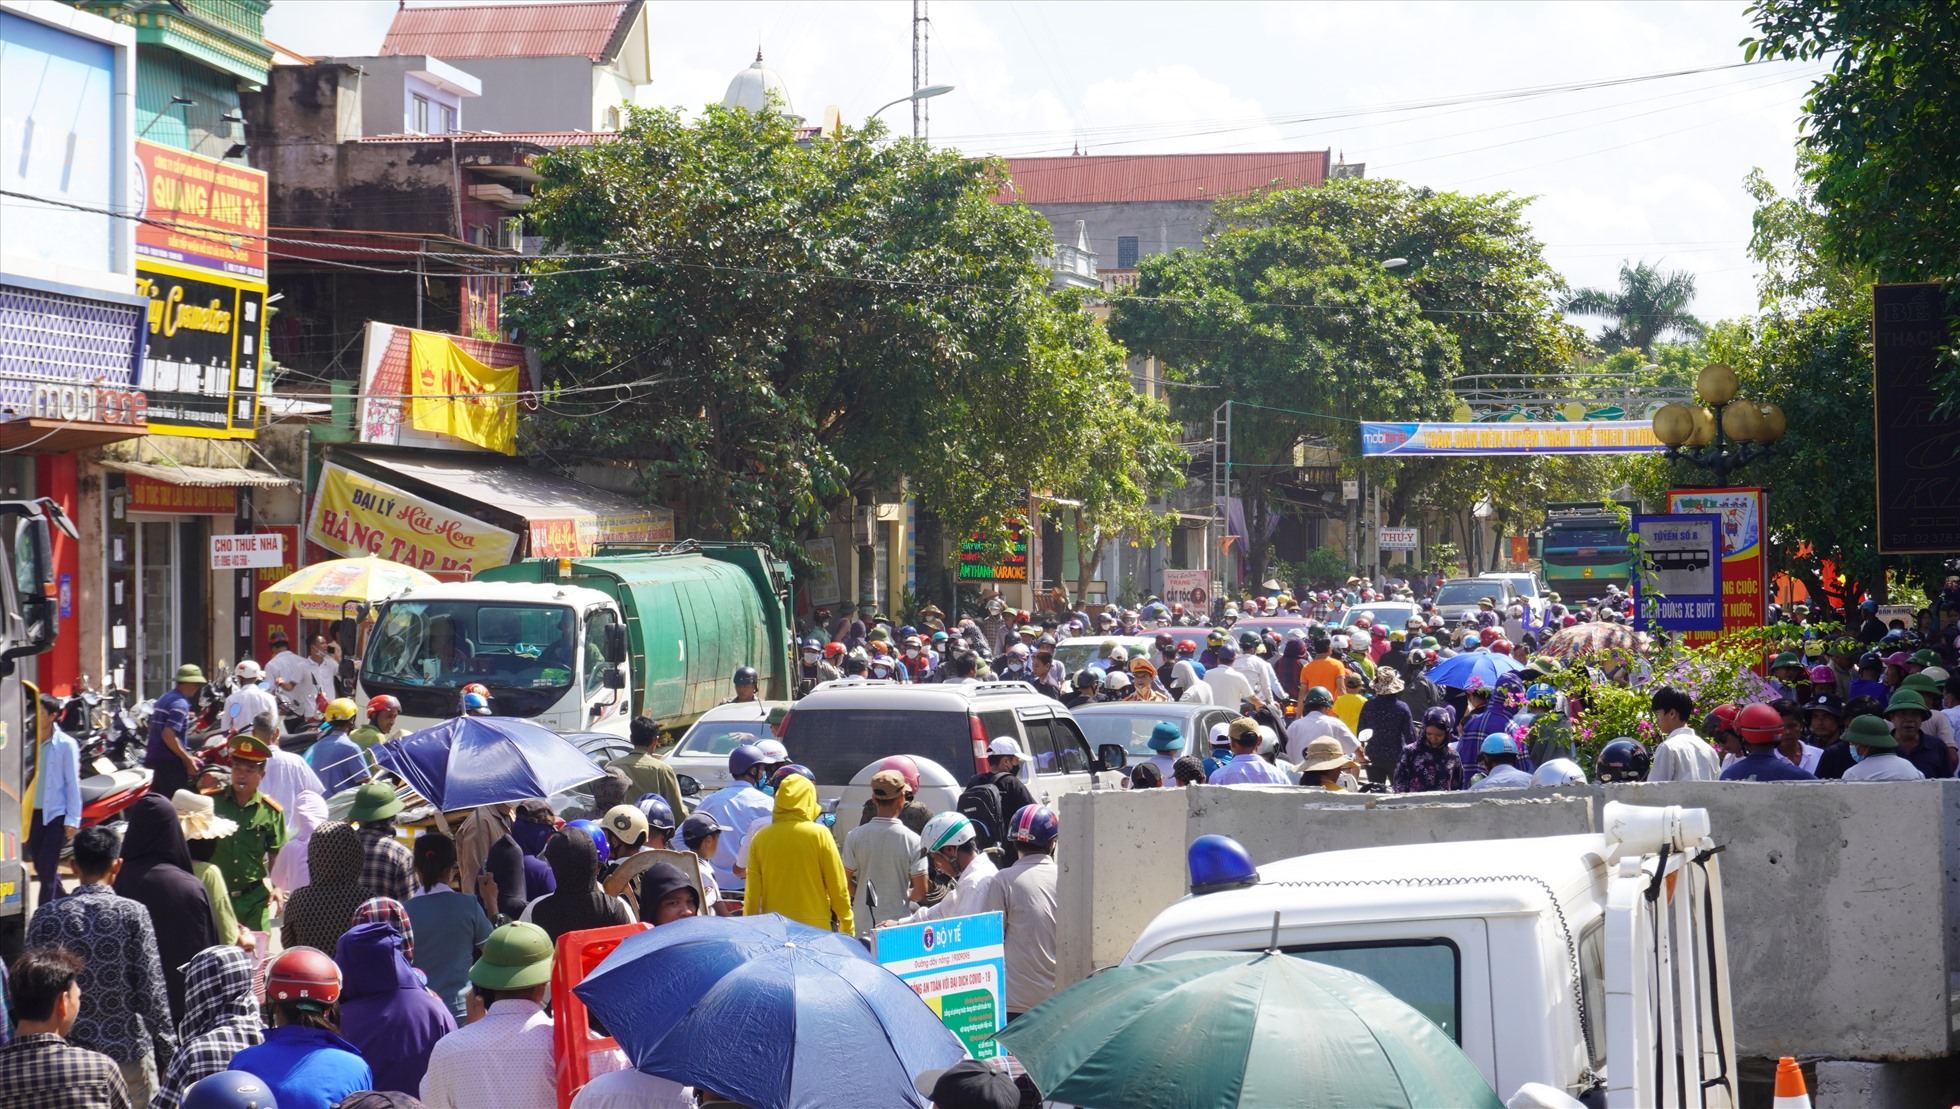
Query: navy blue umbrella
[[574, 914, 965, 1109], [1424, 650, 1523, 691], [370, 715, 602, 811]]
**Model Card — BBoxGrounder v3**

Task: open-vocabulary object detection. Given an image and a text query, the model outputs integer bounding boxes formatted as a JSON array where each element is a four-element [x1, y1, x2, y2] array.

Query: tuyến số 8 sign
[[873, 912, 1006, 1058], [1630, 515, 1722, 632]]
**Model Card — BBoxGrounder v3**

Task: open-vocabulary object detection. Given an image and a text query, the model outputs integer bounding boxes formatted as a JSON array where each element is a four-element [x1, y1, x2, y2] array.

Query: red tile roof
[[357, 131, 618, 147], [381, 1, 638, 62], [998, 152, 1331, 205]]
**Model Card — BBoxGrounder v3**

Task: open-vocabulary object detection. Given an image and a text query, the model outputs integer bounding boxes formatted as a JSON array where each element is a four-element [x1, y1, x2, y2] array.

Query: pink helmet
[[873, 755, 921, 793], [1808, 664, 1834, 684]]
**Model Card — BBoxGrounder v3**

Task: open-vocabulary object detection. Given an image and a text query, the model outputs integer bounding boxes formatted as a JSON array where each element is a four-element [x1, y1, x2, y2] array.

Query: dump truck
[[1136, 802, 1737, 1108], [357, 542, 794, 737], [1, 499, 79, 959]]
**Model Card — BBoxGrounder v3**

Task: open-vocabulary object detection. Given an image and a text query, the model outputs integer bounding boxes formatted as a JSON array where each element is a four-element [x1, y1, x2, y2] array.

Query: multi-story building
[[377, 0, 652, 133]]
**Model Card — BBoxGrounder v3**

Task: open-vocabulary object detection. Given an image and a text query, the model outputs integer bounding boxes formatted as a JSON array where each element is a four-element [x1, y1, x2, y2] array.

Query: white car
[[1479, 572, 1547, 626], [662, 699, 792, 794], [1052, 635, 1157, 680], [779, 678, 1127, 840]]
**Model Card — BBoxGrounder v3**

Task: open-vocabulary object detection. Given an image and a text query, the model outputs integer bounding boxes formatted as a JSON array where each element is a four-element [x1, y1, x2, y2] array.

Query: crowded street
[[4, 1, 1960, 1107]]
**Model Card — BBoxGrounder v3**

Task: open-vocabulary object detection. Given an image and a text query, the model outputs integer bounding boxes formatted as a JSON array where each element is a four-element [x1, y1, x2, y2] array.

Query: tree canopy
[[1562, 260, 1707, 355], [1109, 178, 1584, 582], [510, 105, 1182, 571]]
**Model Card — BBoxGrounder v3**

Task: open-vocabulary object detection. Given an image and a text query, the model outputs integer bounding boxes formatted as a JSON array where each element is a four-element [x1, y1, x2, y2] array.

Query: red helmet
[[461, 682, 491, 700], [1171, 603, 1185, 614], [1705, 703, 1741, 735], [267, 946, 342, 1011], [366, 695, 401, 715], [874, 754, 921, 793], [822, 641, 845, 659], [1478, 627, 1500, 645], [1176, 639, 1198, 655], [1734, 703, 1784, 744], [1491, 639, 1513, 655]]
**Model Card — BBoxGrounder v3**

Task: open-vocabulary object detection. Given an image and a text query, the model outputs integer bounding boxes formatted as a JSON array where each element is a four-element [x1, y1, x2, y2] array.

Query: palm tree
[[1563, 260, 1706, 355]]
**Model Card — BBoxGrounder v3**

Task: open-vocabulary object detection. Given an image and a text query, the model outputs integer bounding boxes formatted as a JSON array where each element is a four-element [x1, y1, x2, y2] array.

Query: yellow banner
[[308, 462, 519, 575], [407, 331, 520, 454]]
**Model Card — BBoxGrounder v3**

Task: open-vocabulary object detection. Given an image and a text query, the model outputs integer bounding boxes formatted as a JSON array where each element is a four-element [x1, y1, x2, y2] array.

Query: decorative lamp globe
[[1721, 400, 1762, 443], [1758, 402, 1787, 442], [1687, 406, 1717, 447], [1651, 403, 1694, 447], [1695, 362, 1740, 406]]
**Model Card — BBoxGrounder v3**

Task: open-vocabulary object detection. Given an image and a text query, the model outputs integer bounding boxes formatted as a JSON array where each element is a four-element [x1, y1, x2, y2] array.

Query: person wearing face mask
[[1839, 712, 1926, 781], [899, 636, 930, 683], [797, 638, 840, 692]]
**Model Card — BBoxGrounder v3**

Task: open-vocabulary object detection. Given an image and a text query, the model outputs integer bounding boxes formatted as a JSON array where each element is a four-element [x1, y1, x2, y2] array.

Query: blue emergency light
[[1189, 834, 1259, 896]]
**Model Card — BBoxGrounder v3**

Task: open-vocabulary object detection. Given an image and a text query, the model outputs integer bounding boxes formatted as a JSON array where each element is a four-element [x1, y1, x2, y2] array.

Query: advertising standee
[[1664, 488, 1767, 647], [873, 912, 1008, 1058]]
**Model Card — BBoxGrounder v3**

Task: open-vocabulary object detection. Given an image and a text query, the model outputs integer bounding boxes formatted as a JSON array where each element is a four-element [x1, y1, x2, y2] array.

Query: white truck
[[1129, 802, 1737, 1108]]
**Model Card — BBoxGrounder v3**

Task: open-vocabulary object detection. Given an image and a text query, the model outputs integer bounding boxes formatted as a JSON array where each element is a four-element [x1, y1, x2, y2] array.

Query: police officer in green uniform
[[211, 733, 288, 933]]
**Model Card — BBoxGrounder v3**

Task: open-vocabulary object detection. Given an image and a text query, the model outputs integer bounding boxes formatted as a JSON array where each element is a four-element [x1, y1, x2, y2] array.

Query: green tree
[[1744, 0, 1960, 399], [1563, 261, 1707, 355], [511, 105, 1180, 586], [1622, 173, 1948, 610]]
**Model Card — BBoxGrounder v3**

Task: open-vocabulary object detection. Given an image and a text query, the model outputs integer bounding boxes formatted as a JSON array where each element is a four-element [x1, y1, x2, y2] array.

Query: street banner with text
[[407, 331, 521, 454], [1361, 420, 1664, 456], [1161, 569, 1210, 610], [308, 462, 518, 575], [1665, 488, 1766, 646], [873, 912, 1007, 1058]]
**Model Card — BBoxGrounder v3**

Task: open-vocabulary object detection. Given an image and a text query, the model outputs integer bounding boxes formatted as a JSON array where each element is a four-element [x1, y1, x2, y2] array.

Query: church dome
[[721, 51, 794, 115]]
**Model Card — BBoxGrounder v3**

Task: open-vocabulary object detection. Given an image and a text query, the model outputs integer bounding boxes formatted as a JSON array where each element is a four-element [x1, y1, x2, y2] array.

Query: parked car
[[1328, 602, 1423, 635], [1478, 571, 1548, 626], [663, 700, 793, 793], [779, 679, 1127, 840], [1052, 635, 1156, 678], [1073, 701, 1240, 778], [1431, 578, 1518, 627]]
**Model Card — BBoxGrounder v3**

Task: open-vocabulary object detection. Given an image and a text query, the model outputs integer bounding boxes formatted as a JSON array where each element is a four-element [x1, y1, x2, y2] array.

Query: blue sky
[[265, 0, 1825, 326]]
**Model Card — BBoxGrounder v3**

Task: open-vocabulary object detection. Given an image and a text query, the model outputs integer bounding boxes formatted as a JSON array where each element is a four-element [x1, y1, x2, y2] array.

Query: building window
[[411, 94, 430, 134], [438, 103, 456, 134], [604, 105, 621, 130], [1116, 235, 1139, 268]]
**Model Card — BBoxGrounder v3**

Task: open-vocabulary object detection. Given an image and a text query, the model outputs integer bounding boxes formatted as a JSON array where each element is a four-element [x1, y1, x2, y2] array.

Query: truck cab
[[1125, 803, 1736, 1108], [359, 580, 629, 736]]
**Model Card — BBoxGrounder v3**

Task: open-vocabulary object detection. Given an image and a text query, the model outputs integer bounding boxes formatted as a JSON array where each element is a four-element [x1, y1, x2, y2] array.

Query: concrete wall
[[442, 55, 602, 133], [1021, 199, 1212, 270], [1057, 779, 1960, 1064]]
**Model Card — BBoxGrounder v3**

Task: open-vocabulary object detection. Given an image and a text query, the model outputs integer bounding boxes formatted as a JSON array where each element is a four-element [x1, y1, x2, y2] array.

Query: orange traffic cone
[[1772, 1056, 1812, 1109]]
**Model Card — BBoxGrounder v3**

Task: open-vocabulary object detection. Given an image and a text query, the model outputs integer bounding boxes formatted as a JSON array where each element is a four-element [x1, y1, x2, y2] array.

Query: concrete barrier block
[[1057, 785, 1187, 985], [1602, 779, 1960, 1061]]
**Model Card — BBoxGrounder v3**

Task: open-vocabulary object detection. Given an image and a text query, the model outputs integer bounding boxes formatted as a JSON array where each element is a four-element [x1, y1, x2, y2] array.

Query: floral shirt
[[1393, 741, 1464, 793], [25, 884, 175, 1068]]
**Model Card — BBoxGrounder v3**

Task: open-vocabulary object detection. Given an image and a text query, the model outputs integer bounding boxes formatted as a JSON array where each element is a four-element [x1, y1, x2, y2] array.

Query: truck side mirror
[[604, 622, 629, 665], [5, 516, 56, 660], [335, 615, 358, 658], [1093, 743, 1128, 772], [603, 665, 626, 690]]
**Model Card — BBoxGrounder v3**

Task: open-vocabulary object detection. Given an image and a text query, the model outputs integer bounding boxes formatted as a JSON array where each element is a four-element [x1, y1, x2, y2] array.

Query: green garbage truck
[[357, 542, 794, 737]]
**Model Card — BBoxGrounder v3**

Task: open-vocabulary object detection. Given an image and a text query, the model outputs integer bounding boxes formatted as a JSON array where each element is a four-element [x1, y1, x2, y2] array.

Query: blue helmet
[[461, 691, 490, 713], [1526, 682, 1557, 704], [635, 792, 676, 831], [182, 1071, 278, 1109], [1006, 803, 1059, 848], [564, 819, 611, 868], [728, 743, 769, 780]]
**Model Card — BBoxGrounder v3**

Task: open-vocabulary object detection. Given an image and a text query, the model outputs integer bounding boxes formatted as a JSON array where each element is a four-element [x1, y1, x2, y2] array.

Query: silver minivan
[[778, 678, 1127, 840]]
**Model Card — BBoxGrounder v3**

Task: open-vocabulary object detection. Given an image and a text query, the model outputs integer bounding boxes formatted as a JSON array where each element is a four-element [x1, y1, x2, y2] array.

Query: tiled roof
[[998, 152, 1331, 205], [380, 1, 638, 62]]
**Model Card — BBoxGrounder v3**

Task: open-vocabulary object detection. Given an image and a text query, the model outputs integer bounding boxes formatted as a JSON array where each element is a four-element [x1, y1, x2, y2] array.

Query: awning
[[334, 446, 674, 557], [98, 458, 296, 487]]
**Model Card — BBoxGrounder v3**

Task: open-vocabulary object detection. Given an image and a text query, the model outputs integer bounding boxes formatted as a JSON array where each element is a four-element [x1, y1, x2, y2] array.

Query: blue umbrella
[[370, 715, 603, 811], [1424, 650, 1523, 691], [574, 914, 965, 1109]]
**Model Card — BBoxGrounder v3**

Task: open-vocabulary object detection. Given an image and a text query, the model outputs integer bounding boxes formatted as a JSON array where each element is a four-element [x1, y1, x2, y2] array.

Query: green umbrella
[[994, 950, 1502, 1109]]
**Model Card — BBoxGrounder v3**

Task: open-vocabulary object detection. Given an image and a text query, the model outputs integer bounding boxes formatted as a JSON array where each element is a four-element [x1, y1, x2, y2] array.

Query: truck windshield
[[1284, 939, 1460, 1042], [364, 600, 579, 715]]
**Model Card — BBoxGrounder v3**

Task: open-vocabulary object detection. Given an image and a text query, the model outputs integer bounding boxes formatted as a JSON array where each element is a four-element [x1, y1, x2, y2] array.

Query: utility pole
[[912, 0, 930, 141]]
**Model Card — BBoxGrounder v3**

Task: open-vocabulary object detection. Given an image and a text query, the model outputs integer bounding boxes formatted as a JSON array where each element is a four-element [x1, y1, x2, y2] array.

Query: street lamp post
[[1649, 363, 1787, 487], [870, 84, 955, 127]]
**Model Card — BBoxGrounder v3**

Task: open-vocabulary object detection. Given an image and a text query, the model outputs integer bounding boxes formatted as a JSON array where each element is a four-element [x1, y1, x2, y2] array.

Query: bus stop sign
[[1631, 514, 1723, 632]]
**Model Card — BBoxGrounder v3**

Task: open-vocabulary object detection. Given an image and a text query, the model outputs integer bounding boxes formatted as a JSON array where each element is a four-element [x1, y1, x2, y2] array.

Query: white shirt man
[[261, 642, 314, 709], [1842, 751, 1925, 781], [1203, 664, 1256, 710], [1233, 651, 1285, 704], [885, 849, 998, 927], [974, 848, 1058, 1017], [223, 663, 279, 733], [1648, 725, 1722, 781], [1285, 708, 1358, 766]]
